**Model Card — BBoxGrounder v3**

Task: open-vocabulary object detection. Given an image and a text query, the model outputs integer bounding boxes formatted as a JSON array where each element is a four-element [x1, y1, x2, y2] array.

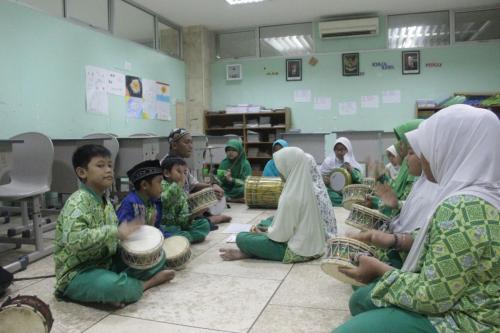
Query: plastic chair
[[0, 132, 55, 273]]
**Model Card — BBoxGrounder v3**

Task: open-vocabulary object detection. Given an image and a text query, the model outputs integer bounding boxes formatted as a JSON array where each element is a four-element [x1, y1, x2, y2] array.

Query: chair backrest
[[82, 133, 120, 166], [129, 133, 156, 137], [10, 132, 54, 190]]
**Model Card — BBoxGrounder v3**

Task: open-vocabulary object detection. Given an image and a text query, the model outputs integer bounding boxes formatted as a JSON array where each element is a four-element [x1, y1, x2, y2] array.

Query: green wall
[[0, 0, 185, 138], [212, 25, 500, 132]]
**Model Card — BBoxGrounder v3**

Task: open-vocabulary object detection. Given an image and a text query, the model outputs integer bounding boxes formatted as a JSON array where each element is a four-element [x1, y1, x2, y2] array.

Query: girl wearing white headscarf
[[384, 145, 400, 182], [333, 105, 500, 333], [220, 147, 336, 263], [320, 137, 364, 206]]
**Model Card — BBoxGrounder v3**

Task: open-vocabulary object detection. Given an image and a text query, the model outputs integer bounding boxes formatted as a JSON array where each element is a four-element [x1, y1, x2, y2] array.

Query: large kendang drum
[[244, 176, 284, 209]]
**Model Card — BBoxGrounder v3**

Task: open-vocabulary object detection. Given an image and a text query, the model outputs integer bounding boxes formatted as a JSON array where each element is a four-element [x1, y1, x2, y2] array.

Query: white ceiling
[[133, 0, 500, 30]]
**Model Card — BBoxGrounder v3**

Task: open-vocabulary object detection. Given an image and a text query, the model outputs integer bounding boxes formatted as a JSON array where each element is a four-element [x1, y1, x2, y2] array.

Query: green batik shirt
[[160, 180, 192, 230], [54, 184, 119, 295], [371, 195, 500, 333]]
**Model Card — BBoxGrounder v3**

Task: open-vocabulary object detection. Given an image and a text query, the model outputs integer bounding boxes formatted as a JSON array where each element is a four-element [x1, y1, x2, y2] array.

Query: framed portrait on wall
[[402, 51, 420, 75], [286, 59, 302, 81], [226, 64, 242, 80], [342, 53, 359, 76]]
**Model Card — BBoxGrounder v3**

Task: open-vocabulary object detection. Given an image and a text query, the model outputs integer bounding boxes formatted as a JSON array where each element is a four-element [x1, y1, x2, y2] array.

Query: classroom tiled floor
[[0, 204, 358, 333]]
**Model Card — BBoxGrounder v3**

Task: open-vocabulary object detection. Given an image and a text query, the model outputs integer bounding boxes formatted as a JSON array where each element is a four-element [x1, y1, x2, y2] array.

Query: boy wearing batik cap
[[117, 159, 167, 236]]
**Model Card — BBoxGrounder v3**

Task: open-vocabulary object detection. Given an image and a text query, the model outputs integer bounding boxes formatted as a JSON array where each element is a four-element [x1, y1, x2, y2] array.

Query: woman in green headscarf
[[216, 139, 252, 201], [371, 119, 422, 217]]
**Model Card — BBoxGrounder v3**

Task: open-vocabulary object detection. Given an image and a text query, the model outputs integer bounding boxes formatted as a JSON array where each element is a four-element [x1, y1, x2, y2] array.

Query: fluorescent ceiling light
[[263, 35, 313, 56], [225, 0, 266, 5]]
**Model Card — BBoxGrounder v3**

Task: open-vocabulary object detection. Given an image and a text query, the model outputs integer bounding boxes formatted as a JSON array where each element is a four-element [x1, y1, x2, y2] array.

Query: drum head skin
[[320, 259, 365, 286], [0, 295, 53, 333], [121, 225, 164, 254], [163, 236, 190, 259], [163, 236, 191, 269], [329, 168, 352, 192], [0, 306, 48, 333]]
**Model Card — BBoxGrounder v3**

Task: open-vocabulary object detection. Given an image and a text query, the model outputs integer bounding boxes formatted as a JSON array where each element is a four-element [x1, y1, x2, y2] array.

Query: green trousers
[[236, 217, 287, 261], [327, 188, 343, 207], [163, 217, 210, 243], [334, 281, 437, 333], [63, 252, 166, 304], [223, 183, 245, 200]]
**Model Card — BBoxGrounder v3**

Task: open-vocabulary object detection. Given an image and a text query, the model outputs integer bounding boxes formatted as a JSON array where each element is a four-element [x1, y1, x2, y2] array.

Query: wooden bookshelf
[[204, 108, 291, 174]]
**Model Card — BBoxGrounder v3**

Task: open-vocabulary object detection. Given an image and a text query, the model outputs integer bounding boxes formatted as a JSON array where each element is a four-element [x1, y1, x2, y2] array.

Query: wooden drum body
[[320, 237, 375, 286], [345, 204, 390, 231], [0, 295, 54, 333], [244, 176, 284, 209], [342, 184, 371, 210], [188, 188, 218, 216], [163, 235, 191, 270], [121, 225, 164, 270]]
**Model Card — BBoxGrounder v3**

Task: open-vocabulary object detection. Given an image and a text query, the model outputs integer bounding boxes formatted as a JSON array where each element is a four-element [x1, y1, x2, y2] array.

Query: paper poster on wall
[[85, 66, 108, 115], [338, 101, 357, 115], [361, 95, 380, 108], [313, 97, 332, 110], [156, 81, 171, 121], [125, 75, 143, 98], [86, 89, 108, 115], [106, 71, 125, 96], [142, 79, 158, 119], [382, 90, 401, 104], [126, 96, 144, 119], [294, 89, 312, 103]]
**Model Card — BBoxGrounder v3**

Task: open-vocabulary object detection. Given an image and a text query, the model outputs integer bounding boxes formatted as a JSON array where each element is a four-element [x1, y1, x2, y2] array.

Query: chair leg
[[20, 201, 29, 227], [1, 195, 54, 274]]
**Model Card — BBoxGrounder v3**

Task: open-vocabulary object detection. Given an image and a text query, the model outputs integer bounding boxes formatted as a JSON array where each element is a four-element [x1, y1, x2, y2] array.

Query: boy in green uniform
[[54, 145, 174, 307], [160, 157, 210, 243]]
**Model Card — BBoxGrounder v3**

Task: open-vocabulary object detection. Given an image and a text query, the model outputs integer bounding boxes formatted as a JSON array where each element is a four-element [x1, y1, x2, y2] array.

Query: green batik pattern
[[282, 247, 322, 264], [351, 168, 363, 184], [160, 180, 192, 230], [371, 195, 500, 333], [54, 189, 119, 295]]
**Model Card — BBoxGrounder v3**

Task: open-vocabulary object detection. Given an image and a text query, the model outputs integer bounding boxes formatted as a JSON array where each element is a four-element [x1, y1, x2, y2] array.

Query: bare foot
[[209, 215, 232, 224], [110, 302, 125, 308], [219, 248, 250, 261], [143, 269, 176, 291]]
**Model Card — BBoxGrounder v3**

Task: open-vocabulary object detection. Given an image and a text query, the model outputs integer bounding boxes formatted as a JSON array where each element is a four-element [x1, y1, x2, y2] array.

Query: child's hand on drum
[[118, 217, 144, 240], [212, 184, 225, 200], [364, 195, 374, 208], [323, 175, 330, 185], [338, 255, 392, 285], [343, 162, 352, 172], [374, 184, 398, 208]]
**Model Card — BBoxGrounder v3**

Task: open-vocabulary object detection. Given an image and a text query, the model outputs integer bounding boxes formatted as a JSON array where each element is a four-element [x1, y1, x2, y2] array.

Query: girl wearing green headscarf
[[216, 139, 252, 201], [371, 119, 422, 217]]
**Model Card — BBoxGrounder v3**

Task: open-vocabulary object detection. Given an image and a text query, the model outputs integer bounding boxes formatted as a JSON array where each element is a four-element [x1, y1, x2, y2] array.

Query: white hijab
[[389, 175, 440, 233], [320, 137, 362, 175], [403, 105, 500, 272], [385, 145, 400, 180], [268, 147, 337, 257]]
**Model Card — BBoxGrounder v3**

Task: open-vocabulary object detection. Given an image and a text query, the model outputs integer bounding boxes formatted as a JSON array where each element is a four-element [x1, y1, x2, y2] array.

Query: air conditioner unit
[[319, 17, 379, 39]]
